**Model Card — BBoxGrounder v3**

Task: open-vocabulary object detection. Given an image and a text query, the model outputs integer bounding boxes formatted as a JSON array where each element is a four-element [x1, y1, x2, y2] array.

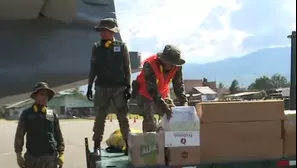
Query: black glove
[[124, 85, 131, 100], [163, 103, 173, 119], [16, 153, 25, 168], [131, 80, 139, 99], [157, 99, 173, 119], [86, 86, 93, 101]]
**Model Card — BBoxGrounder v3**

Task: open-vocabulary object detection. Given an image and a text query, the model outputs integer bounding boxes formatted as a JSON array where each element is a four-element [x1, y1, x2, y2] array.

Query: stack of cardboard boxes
[[128, 106, 201, 167], [163, 106, 200, 166], [197, 100, 284, 163], [128, 100, 295, 167]]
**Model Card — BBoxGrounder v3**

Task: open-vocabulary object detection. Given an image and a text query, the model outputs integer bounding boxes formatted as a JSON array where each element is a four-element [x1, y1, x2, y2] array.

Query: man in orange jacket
[[132, 45, 188, 132]]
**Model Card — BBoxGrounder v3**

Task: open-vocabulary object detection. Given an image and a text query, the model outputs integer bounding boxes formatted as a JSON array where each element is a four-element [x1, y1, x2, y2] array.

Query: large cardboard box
[[200, 138, 283, 163], [200, 121, 283, 163], [166, 146, 200, 166], [128, 132, 165, 167], [196, 100, 284, 123], [283, 111, 296, 157], [201, 121, 282, 140]]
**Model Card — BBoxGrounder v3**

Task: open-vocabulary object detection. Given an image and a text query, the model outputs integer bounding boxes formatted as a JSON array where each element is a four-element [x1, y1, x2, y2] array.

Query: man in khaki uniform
[[86, 18, 131, 159], [14, 82, 64, 168]]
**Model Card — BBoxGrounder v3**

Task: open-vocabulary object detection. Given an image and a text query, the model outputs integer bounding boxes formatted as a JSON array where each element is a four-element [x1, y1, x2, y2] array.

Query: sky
[[77, 0, 296, 93], [115, 0, 296, 64]]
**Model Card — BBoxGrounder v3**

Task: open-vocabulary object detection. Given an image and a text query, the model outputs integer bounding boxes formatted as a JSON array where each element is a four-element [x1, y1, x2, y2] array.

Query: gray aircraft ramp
[[0, 0, 141, 105]]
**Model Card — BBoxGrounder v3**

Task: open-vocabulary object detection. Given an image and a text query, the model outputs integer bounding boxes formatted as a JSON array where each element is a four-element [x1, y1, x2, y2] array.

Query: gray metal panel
[[288, 31, 296, 110], [0, 0, 141, 101]]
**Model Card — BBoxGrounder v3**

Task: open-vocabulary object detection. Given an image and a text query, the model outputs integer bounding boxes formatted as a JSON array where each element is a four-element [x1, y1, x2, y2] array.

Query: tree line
[[217, 73, 290, 94]]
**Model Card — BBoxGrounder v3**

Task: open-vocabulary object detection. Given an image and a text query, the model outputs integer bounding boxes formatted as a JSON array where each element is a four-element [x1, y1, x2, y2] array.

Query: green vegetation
[[220, 73, 289, 93], [229, 79, 240, 94], [248, 73, 289, 90]]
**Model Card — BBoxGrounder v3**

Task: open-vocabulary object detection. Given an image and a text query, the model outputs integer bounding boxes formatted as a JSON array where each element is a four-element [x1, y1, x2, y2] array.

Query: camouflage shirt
[[14, 107, 65, 154], [88, 40, 131, 87], [142, 61, 188, 107]]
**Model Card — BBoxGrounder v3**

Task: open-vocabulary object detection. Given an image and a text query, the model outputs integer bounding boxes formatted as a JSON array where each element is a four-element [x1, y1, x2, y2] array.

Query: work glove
[[124, 85, 131, 101], [131, 80, 139, 99], [86, 85, 93, 101], [162, 102, 173, 120], [182, 102, 188, 106], [16, 153, 25, 168], [57, 153, 64, 168]]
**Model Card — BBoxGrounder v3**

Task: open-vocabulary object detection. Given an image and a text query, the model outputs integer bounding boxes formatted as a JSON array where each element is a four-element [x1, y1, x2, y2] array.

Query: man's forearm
[[14, 114, 26, 153], [172, 68, 188, 105], [123, 45, 132, 86], [144, 63, 161, 99], [152, 94, 168, 110], [174, 85, 188, 105], [146, 78, 168, 110], [88, 69, 96, 87], [54, 117, 65, 154], [88, 45, 97, 86]]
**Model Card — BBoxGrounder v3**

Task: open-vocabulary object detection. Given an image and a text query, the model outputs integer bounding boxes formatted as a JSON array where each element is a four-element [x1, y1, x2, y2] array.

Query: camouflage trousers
[[92, 86, 130, 144], [136, 94, 174, 132], [24, 153, 57, 168]]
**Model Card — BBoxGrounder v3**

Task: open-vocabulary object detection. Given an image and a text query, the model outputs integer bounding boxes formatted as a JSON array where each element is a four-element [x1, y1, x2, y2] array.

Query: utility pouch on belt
[[131, 80, 139, 99]]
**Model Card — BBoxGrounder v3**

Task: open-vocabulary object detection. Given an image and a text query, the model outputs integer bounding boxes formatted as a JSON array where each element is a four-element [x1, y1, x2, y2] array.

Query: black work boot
[[124, 140, 128, 156], [91, 142, 101, 161]]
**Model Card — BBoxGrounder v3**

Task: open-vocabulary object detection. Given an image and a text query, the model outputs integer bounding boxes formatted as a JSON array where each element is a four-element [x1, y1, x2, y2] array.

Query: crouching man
[[132, 45, 188, 132], [14, 82, 65, 168]]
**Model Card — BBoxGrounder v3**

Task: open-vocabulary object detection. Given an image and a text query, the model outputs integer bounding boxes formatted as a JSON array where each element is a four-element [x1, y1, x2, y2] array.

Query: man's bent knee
[[142, 118, 156, 132]]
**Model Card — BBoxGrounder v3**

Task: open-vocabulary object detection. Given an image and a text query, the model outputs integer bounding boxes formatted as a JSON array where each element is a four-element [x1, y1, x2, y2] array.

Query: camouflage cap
[[30, 82, 55, 101], [94, 18, 119, 33], [157, 45, 185, 66]]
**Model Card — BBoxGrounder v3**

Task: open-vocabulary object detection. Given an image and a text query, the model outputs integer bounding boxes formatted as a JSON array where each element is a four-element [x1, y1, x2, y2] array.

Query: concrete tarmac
[[0, 119, 143, 168]]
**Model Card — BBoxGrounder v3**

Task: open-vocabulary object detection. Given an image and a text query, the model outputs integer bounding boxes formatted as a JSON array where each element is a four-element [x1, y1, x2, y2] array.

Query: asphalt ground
[[0, 119, 143, 168]]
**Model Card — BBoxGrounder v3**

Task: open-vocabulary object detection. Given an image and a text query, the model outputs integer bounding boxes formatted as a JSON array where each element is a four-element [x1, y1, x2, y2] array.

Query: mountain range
[[181, 47, 291, 86], [83, 46, 291, 93]]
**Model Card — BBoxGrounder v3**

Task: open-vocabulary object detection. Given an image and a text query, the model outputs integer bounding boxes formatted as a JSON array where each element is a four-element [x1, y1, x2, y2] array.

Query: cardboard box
[[128, 132, 165, 167], [196, 100, 284, 123], [201, 121, 282, 141], [166, 146, 200, 166], [283, 111, 296, 157], [41, 0, 77, 23], [283, 111, 296, 134], [200, 139, 283, 163], [200, 121, 283, 163], [283, 134, 296, 157]]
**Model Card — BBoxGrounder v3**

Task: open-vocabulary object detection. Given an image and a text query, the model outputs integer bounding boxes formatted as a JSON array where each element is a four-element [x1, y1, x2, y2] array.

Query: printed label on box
[[165, 131, 200, 147]]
